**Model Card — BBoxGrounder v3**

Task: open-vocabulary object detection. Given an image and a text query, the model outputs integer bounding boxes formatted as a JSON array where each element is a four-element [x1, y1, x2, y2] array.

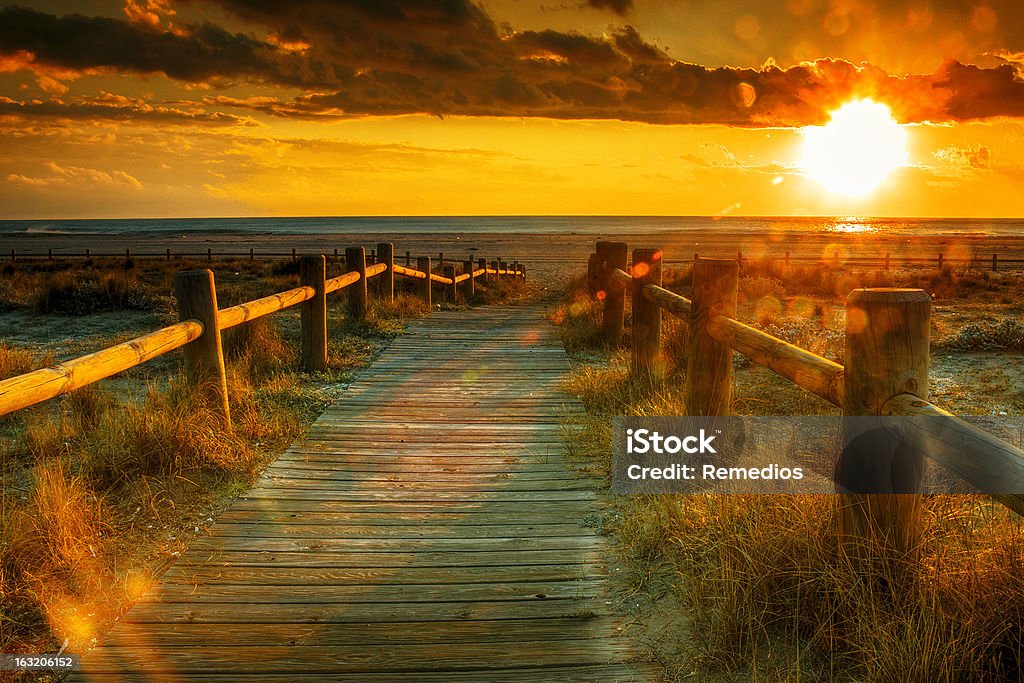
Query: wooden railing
[[588, 240, 1024, 555], [0, 243, 526, 422], [589, 249, 1022, 273]]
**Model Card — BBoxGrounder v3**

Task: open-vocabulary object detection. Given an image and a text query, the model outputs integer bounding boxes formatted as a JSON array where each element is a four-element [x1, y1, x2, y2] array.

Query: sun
[[799, 98, 908, 197]]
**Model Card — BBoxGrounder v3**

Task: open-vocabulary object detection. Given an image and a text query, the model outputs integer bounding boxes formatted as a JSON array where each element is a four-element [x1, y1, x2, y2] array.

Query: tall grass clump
[[34, 271, 168, 315], [2, 460, 111, 650]]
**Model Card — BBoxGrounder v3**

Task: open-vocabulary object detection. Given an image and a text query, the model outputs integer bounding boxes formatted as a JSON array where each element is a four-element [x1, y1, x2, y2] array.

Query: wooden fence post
[[587, 253, 599, 294], [602, 242, 629, 346], [686, 258, 738, 415], [167, 248, 172, 262], [490, 260, 499, 280], [938, 253, 944, 270], [299, 255, 328, 372], [174, 269, 231, 427], [47, 248, 52, 261], [464, 258, 476, 298], [250, 248, 255, 261], [207, 247, 212, 261], [993, 253, 998, 272], [594, 241, 610, 295], [345, 246, 368, 322], [839, 288, 930, 559], [291, 248, 297, 262], [519, 264, 526, 279], [478, 257, 488, 285], [405, 251, 411, 267], [125, 248, 131, 261], [631, 248, 663, 379], [377, 242, 394, 302], [439, 252, 445, 271], [417, 256, 432, 307], [445, 265, 457, 302]]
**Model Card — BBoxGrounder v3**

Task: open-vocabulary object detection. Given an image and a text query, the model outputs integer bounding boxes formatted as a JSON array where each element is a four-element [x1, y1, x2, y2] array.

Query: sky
[[1, 0, 1023, 219]]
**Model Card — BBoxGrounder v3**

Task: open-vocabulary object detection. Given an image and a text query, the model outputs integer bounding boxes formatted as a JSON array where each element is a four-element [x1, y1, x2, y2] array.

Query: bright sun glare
[[799, 98, 908, 197]]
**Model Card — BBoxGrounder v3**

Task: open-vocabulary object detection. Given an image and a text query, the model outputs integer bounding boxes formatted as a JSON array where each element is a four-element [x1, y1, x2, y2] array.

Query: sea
[[0, 216, 1022, 237]]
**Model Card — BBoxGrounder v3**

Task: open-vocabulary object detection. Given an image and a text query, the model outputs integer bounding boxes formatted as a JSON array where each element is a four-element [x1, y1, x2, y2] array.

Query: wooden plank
[[80, 640, 634, 673], [158, 565, 606, 586], [172, 549, 606, 569], [204, 523, 597, 539], [187, 536, 603, 553], [143, 580, 604, 604], [224, 500, 601, 515], [121, 599, 608, 624], [83, 618, 624, 646], [74, 664, 655, 682]]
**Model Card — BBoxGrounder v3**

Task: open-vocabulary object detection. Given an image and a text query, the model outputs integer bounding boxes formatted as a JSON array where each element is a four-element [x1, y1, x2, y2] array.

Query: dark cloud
[[0, 5, 299, 85], [1, 2, 1023, 126], [585, 0, 633, 16]]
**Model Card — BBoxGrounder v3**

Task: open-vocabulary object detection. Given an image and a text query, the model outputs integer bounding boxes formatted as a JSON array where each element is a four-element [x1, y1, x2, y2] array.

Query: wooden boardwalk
[[75, 305, 653, 681]]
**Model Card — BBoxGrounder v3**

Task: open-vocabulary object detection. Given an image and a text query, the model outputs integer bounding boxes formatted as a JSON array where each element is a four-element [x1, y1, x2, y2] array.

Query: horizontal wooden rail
[[885, 393, 1024, 516], [429, 272, 454, 286], [365, 262, 388, 279], [325, 270, 362, 295], [707, 315, 844, 407], [0, 321, 203, 417], [609, 267, 633, 290], [220, 286, 315, 329], [393, 264, 426, 280], [641, 283, 691, 318]]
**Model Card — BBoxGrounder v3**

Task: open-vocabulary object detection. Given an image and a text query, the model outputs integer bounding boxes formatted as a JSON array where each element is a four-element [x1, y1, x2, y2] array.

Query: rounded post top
[[847, 288, 930, 304], [175, 268, 215, 280]]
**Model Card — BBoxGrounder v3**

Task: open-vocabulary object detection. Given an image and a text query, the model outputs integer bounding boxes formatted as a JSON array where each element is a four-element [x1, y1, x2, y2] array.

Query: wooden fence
[[0, 243, 525, 423], [6, 247, 1024, 272], [588, 240, 1024, 556], [4, 247, 507, 270]]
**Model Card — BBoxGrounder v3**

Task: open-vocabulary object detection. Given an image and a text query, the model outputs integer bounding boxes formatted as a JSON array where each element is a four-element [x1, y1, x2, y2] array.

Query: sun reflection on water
[[827, 218, 877, 234]]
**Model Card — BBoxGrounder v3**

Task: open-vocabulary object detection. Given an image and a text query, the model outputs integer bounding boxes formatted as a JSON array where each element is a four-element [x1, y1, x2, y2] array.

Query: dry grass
[[553, 264, 1024, 681]]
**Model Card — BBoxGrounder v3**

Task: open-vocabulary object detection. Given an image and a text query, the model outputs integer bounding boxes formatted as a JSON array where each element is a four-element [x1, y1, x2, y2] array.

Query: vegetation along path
[[73, 304, 653, 681]]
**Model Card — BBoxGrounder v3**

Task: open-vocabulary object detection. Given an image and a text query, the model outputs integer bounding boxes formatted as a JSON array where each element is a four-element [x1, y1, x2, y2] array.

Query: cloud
[[0, 5, 298, 86], [1, 3, 1023, 127], [0, 94, 258, 126], [7, 161, 143, 189], [585, 0, 632, 16]]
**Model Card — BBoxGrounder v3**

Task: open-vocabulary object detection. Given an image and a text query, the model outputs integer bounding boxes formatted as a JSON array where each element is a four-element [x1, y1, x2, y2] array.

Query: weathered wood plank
[[158, 565, 606, 586]]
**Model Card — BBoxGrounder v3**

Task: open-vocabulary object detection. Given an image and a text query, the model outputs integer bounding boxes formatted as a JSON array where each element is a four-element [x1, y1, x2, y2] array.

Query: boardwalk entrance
[[75, 305, 652, 681]]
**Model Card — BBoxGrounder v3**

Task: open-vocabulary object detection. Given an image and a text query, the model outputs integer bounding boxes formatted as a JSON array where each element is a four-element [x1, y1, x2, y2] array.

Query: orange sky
[[1, 1, 1023, 219]]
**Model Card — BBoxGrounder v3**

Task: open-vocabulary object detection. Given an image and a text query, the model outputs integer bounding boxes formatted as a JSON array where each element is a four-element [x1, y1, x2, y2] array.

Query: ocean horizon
[[1, 215, 1023, 238]]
